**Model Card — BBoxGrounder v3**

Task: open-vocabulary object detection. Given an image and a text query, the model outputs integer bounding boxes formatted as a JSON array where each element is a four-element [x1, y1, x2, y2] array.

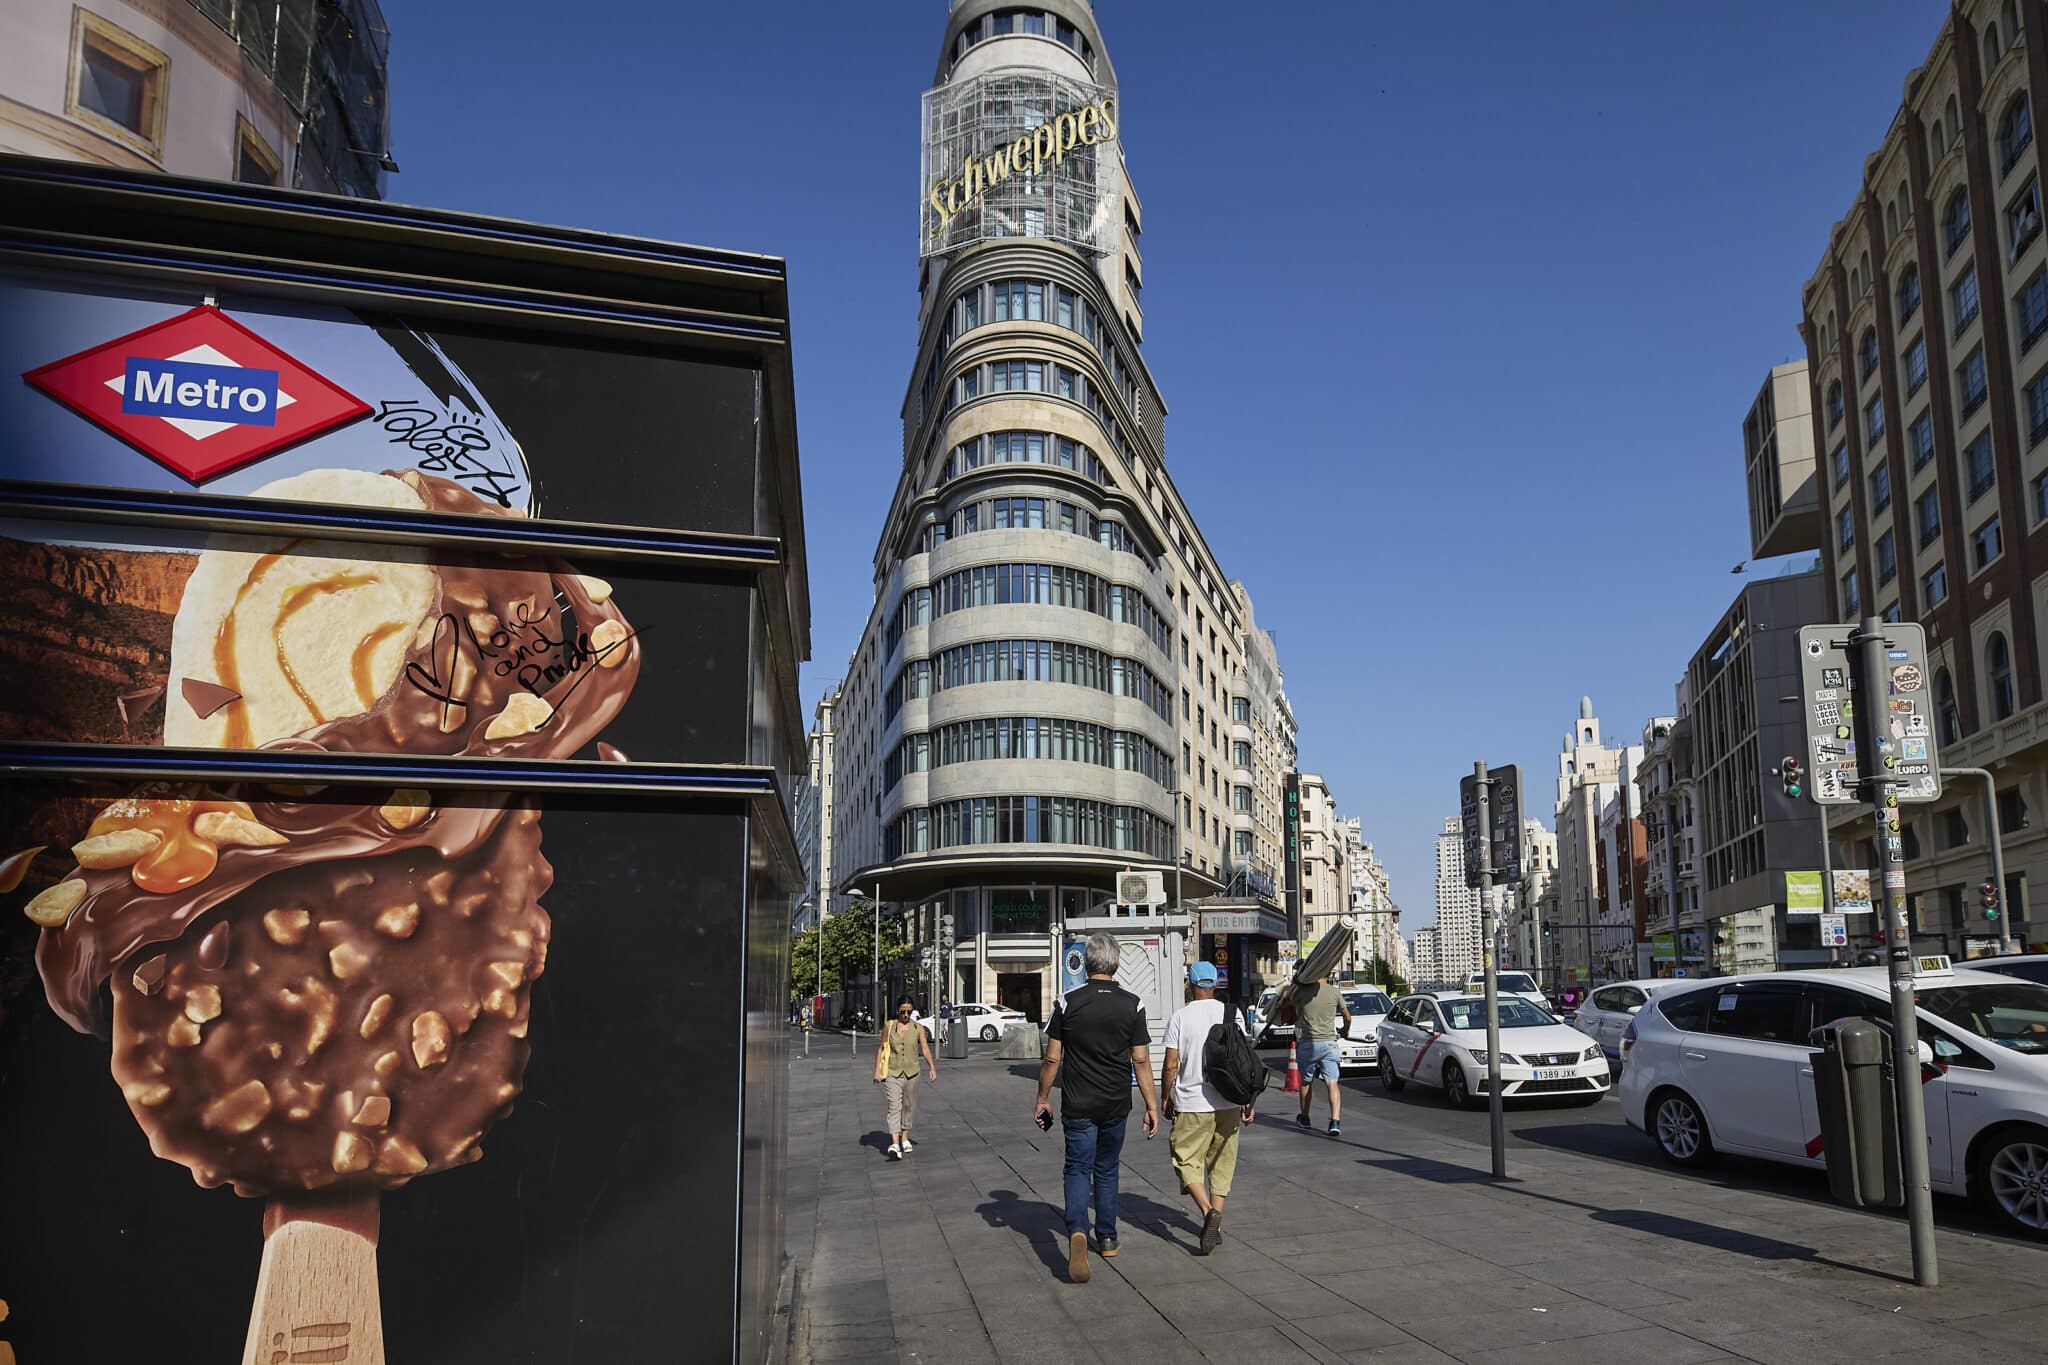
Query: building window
[[1883, 601, 1902, 623], [1958, 345, 1989, 416], [1967, 431, 1997, 502], [1945, 188, 1973, 258], [1916, 485, 1941, 547], [2037, 469, 2048, 523], [2030, 369, 2048, 448], [1837, 503, 1855, 551], [1909, 412, 1935, 470], [1924, 560, 1948, 606], [1953, 265, 1980, 335], [1841, 569, 1860, 618], [2001, 95, 2034, 176], [1989, 631, 2016, 720], [1876, 529, 1897, 586], [66, 10, 168, 157], [234, 115, 281, 187], [1904, 335, 1928, 394], [1864, 395, 1885, 447], [1870, 464, 1891, 513], [1896, 265, 1921, 325], [2009, 179, 2042, 263], [1937, 667, 1960, 744], [1827, 381, 1844, 430], [2023, 271, 2048, 357], [1859, 328, 1880, 379], [1974, 513, 2004, 570]]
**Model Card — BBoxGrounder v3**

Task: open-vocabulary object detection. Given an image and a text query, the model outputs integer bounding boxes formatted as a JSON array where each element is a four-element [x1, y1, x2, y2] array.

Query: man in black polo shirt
[[1033, 933, 1159, 1283]]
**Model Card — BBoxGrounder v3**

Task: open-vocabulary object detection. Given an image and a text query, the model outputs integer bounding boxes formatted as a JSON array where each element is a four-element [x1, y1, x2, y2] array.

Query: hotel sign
[[920, 68, 1119, 258]]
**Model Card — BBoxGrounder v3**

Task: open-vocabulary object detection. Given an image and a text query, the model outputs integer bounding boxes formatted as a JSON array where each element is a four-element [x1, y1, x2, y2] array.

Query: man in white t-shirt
[[1160, 962, 1256, 1255]]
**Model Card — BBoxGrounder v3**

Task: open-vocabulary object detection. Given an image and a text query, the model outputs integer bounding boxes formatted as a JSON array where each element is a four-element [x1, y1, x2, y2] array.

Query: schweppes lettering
[[927, 96, 1117, 232]]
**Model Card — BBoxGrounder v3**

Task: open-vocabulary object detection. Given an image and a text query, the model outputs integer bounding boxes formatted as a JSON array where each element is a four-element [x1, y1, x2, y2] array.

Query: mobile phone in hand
[[1034, 1109, 1053, 1131]]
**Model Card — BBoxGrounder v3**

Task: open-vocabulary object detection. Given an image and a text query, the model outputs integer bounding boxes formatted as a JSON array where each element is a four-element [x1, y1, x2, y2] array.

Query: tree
[[1366, 957, 1409, 998], [788, 901, 911, 999]]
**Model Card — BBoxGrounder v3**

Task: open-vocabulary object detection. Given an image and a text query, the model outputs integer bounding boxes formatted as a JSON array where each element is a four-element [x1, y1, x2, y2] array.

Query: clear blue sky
[[388, 1, 1942, 931]]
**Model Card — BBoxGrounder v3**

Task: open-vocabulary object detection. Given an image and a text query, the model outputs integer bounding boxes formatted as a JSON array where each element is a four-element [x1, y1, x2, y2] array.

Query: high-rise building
[[2, 0, 393, 196], [1430, 816, 1482, 985], [1503, 819, 1557, 976], [1347, 821, 1399, 981], [829, 0, 1291, 1021], [1792, 1, 2044, 955], [1552, 698, 1642, 985], [793, 686, 840, 931], [1410, 926, 1442, 992]]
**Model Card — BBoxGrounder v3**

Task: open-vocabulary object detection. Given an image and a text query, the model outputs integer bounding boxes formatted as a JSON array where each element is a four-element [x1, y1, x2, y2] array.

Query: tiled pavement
[[782, 1034, 2048, 1365]]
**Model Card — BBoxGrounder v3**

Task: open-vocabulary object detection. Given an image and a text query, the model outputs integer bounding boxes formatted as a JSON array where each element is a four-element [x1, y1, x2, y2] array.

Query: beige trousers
[[884, 1073, 919, 1133]]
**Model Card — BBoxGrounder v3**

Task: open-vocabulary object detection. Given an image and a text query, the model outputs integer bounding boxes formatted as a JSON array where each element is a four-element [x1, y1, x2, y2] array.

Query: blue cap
[[1188, 962, 1219, 987]]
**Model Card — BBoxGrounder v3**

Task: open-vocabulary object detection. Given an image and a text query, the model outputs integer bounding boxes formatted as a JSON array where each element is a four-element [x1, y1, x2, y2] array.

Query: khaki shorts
[[1169, 1107, 1242, 1197]]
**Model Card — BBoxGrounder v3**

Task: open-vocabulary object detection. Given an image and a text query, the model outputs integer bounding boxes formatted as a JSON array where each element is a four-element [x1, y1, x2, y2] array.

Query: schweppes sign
[[925, 95, 1117, 234]]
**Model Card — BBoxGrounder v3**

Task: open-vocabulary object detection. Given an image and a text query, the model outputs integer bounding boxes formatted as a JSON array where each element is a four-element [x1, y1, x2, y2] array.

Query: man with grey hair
[[1034, 932, 1158, 1283]]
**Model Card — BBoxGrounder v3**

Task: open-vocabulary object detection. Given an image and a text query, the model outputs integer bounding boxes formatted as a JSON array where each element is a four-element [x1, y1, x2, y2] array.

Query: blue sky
[[389, 1, 1943, 931]]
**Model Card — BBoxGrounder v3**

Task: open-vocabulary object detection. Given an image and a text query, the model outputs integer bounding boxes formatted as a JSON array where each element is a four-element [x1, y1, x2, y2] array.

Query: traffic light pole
[[1941, 767, 2012, 957], [1852, 617, 1938, 1288], [1474, 762, 1507, 1180]]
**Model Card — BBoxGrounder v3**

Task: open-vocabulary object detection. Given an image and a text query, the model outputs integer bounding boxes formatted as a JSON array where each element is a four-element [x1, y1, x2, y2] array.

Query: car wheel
[[1443, 1060, 1478, 1110], [980, 1025, 998, 1042], [1650, 1088, 1715, 1168], [1974, 1125, 2048, 1236], [1378, 1051, 1405, 1091]]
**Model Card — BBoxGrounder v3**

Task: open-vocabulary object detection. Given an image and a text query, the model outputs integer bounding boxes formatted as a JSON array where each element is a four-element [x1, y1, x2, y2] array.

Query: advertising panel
[[920, 67, 1119, 258], [0, 168, 805, 1365]]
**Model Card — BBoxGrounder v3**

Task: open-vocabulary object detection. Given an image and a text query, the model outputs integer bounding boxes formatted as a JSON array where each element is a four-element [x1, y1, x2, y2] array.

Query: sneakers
[[1294, 1112, 1312, 1130], [900, 1137, 915, 1154], [1096, 1235, 1119, 1258], [1067, 1230, 1091, 1283], [886, 1143, 902, 1160], [1198, 1210, 1223, 1256], [1328, 1121, 1341, 1137]]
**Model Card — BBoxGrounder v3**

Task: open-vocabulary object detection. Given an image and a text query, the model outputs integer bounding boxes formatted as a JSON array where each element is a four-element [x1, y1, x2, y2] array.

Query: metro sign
[[23, 306, 370, 482]]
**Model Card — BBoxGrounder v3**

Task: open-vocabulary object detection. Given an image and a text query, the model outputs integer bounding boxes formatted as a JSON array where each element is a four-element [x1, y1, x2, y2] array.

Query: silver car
[[1573, 979, 1698, 1068]]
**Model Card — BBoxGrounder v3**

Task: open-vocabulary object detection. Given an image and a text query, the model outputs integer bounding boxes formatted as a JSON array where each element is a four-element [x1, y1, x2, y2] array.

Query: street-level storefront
[[1197, 901, 1288, 1013]]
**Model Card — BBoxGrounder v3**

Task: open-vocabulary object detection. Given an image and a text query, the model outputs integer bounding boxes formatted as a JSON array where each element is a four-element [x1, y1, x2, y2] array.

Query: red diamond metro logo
[[23, 306, 371, 482]]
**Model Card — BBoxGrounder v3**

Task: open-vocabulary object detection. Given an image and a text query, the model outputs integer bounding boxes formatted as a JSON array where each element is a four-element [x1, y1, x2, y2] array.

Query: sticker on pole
[[23, 306, 370, 482]]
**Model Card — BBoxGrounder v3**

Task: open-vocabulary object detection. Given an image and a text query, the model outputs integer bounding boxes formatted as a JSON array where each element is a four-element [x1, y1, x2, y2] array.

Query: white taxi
[[1377, 993, 1611, 1108], [1617, 964, 2048, 1236], [1463, 971, 1553, 1012], [1336, 986, 1396, 1070]]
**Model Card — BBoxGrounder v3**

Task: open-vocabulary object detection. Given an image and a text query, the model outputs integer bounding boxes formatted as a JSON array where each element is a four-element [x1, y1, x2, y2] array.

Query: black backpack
[[1202, 1014, 1268, 1107]]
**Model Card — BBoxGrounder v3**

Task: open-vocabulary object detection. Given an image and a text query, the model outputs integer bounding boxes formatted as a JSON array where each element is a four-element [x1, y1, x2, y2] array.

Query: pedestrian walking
[[875, 994, 937, 1159], [1292, 971, 1351, 1136], [1032, 933, 1159, 1284], [1161, 963, 1257, 1254]]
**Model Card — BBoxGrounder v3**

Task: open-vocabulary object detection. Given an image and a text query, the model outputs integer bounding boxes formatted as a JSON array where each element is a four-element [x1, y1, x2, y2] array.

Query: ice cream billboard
[[1, 218, 803, 1365]]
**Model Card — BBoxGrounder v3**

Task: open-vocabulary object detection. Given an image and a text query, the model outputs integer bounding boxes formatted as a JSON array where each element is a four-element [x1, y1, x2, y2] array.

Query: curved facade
[[831, 0, 1293, 1019]]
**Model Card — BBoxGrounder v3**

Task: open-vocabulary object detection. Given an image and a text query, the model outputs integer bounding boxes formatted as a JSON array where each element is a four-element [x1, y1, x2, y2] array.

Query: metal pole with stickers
[[1797, 620, 1941, 1287], [1461, 762, 1524, 1180]]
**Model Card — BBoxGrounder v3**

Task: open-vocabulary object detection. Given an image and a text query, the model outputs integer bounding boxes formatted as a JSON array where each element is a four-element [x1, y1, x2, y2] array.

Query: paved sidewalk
[[784, 1035, 2048, 1365]]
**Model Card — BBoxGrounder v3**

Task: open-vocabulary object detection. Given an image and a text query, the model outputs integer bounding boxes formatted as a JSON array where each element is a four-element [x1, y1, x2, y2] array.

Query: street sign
[[1822, 913, 1849, 947], [1798, 624, 1942, 804], [1460, 764, 1525, 886]]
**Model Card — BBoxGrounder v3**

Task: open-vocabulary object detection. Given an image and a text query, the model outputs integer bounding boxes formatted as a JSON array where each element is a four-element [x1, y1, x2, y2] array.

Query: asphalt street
[[1273, 1055, 2038, 1249]]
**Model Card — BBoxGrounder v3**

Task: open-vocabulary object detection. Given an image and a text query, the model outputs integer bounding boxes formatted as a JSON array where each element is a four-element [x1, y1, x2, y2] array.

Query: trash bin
[[944, 1018, 969, 1059], [1810, 1017, 1902, 1208]]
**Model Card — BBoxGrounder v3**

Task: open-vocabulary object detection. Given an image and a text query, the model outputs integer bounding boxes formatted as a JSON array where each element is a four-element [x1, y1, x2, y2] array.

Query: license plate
[[1535, 1068, 1571, 1081]]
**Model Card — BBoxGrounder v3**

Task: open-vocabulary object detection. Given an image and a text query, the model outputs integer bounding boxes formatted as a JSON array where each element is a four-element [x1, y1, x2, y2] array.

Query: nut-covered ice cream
[[26, 469, 638, 1196]]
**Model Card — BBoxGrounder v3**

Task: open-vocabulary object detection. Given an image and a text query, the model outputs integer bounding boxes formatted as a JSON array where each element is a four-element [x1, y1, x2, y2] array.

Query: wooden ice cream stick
[[240, 1193, 384, 1365]]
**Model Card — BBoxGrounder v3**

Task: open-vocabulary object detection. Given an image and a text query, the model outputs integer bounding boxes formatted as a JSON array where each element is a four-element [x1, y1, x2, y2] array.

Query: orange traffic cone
[[1284, 1039, 1302, 1094]]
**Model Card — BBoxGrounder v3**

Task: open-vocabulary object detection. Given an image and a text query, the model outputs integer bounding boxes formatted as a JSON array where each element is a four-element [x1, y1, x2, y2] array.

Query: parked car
[[1617, 964, 2048, 1236], [1254, 986, 1293, 1047], [1971, 953, 2048, 987], [1377, 993, 1610, 1108], [921, 1002, 1029, 1041], [1463, 971, 1553, 1012], [1336, 987, 1396, 1070], [1573, 979, 1698, 1066]]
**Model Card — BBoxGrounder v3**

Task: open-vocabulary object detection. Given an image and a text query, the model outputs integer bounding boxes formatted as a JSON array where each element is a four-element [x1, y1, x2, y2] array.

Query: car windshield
[[1344, 991, 1393, 1015], [1441, 997, 1553, 1030], [1916, 980, 2048, 1055]]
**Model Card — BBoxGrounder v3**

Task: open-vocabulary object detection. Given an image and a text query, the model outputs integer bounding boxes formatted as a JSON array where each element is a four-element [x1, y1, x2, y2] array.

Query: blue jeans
[[1062, 1114, 1127, 1239]]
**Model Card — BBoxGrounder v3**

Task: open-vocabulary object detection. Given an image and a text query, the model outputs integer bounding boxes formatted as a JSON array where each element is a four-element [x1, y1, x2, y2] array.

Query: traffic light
[[939, 912, 956, 948], [1779, 756, 1803, 799], [1982, 880, 2002, 920]]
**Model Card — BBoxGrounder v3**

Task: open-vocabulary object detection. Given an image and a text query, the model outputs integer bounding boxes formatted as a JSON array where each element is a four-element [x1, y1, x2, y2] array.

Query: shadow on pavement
[[975, 1188, 1070, 1277], [1114, 1190, 1204, 1247], [857, 1130, 895, 1157]]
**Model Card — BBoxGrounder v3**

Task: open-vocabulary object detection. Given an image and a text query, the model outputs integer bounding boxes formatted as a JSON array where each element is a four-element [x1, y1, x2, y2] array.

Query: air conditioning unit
[[1117, 870, 1165, 908]]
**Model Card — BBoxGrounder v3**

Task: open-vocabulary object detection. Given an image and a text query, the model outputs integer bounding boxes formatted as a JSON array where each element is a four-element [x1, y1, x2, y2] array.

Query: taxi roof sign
[[1913, 954, 1955, 977]]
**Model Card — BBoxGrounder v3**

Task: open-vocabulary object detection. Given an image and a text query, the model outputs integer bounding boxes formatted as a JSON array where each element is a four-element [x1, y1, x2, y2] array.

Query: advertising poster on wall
[[0, 171, 806, 1365]]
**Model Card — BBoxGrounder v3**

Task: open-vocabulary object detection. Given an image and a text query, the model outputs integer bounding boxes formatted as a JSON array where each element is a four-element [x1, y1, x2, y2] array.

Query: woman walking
[[875, 995, 938, 1159]]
